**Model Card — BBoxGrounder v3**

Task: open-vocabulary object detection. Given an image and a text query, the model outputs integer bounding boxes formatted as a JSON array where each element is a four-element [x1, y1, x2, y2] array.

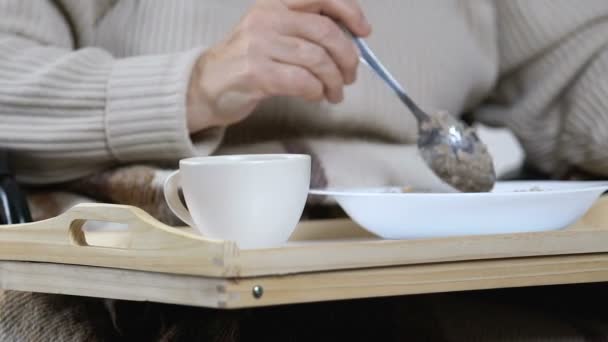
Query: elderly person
[[2, 0, 607, 189], [2, 0, 608, 340]]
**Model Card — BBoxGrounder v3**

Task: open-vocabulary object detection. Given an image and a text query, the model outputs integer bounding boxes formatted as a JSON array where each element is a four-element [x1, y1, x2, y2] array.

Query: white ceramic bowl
[[309, 181, 608, 239]]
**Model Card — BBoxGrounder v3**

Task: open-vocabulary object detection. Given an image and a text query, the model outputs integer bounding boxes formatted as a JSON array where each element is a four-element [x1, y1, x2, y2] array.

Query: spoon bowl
[[347, 29, 496, 192], [417, 111, 495, 192]]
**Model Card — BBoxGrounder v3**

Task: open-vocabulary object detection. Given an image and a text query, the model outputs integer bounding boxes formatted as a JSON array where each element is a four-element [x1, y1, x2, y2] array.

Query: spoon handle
[[348, 34, 428, 122]]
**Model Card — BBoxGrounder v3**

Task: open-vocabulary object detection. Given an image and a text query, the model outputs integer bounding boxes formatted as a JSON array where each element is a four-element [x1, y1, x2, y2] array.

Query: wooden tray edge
[[4, 253, 608, 309]]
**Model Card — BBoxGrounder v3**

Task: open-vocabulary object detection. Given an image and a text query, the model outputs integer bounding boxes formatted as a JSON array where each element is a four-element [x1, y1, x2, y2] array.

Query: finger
[[280, 0, 371, 37], [267, 35, 344, 103], [277, 11, 359, 84], [256, 60, 325, 102]]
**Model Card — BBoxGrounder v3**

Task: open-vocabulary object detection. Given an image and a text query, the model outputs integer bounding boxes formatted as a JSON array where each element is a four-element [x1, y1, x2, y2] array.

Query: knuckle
[[300, 78, 324, 100], [310, 87, 324, 100], [285, 67, 307, 85], [313, 82, 325, 99], [316, 17, 339, 40], [344, 49, 359, 70], [287, 69, 318, 96], [330, 69, 343, 85], [300, 43, 325, 67], [305, 82, 324, 100], [326, 0, 351, 13], [338, 0, 361, 18]]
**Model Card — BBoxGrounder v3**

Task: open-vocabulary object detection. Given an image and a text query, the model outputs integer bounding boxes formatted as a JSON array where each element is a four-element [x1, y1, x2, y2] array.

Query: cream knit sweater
[[1, 0, 608, 186]]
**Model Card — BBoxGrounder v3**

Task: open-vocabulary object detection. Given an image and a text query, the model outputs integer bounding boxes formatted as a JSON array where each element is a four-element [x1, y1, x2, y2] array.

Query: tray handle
[[1, 203, 217, 249], [64, 203, 174, 247]]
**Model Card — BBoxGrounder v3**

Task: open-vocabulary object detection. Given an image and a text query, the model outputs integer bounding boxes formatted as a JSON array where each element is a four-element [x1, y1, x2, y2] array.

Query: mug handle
[[163, 170, 195, 227]]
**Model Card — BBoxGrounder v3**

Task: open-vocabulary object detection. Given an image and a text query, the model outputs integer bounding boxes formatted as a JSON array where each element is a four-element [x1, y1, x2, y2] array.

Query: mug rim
[[179, 154, 310, 166]]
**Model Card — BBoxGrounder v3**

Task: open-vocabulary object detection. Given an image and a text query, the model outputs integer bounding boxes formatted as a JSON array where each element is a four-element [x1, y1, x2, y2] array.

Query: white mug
[[163, 154, 311, 249]]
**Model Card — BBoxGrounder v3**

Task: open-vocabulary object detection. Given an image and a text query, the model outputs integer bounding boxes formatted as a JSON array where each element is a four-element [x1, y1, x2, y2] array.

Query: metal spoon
[[346, 31, 496, 192]]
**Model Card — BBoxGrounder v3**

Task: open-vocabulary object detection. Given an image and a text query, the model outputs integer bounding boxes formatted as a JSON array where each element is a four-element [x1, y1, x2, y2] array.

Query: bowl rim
[[309, 180, 608, 198]]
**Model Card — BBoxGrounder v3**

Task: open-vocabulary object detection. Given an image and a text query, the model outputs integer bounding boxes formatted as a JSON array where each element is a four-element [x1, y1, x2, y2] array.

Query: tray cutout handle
[[68, 219, 131, 248], [69, 219, 88, 246], [56, 203, 223, 251], [62, 204, 162, 249], [0, 203, 234, 276]]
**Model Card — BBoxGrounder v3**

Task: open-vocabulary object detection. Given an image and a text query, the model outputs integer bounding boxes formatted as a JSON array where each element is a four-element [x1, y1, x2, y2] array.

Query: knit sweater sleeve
[[0, 0, 223, 185], [476, 0, 608, 177]]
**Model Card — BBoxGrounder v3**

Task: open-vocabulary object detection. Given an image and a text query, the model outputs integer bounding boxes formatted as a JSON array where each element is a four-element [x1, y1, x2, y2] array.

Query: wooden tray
[[2, 197, 608, 308]]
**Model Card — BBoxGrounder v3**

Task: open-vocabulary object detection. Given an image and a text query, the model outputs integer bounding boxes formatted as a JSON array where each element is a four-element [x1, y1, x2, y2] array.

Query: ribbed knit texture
[[0, 0, 232, 183], [477, 0, 608, 176], [1, 0, 608, 184]]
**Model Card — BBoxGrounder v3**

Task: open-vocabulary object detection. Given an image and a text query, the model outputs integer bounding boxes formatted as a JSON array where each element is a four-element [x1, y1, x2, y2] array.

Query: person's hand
[[186, 0, 371, 133]]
